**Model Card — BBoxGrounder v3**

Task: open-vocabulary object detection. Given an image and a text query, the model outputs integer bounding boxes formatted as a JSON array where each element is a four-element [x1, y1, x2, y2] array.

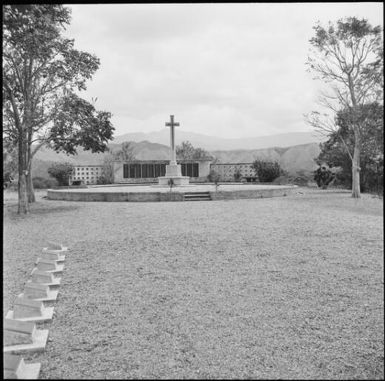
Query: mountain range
[[31, 134, 323, 179], [212, 143, 321, 174], [112, 130, 325, 151]]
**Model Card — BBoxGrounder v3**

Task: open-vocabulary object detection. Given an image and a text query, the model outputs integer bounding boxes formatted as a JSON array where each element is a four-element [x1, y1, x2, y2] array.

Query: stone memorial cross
[[165, 115, 179, 165]]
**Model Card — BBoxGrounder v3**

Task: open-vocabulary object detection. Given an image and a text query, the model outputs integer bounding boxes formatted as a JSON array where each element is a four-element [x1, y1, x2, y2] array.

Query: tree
[[3, 141, 18, 187], [306, 17, 383, 198], [207, 170, 221, 191], [207, 169, 221, 183], [252, 160, 282, 182], [176, 141, 212, 160], [47, 162, 74, 186], [318, 102, 383, 193], [114, 142, 136, 162], [98, 150, 115, 184], [314, 164, 336, 189], [3, 5, 114, 213]]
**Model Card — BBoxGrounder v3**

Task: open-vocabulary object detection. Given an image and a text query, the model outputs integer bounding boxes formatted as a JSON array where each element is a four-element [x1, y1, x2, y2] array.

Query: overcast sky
[[64, 3, 383, 139]]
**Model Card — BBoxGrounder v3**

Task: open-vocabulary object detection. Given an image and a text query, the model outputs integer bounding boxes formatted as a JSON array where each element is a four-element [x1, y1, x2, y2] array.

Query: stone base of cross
[[165, 163, 182, 177]]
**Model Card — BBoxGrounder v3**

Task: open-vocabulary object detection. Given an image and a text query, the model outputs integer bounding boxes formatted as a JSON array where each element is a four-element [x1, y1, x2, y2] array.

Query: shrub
[[291, 170, 314, 186], [96, 175, 112, 185], [233, 169, 243, 182], [314, 164, 336, 189], [252, 160, 283, 182], [3, 171, 15, 189], [272, 175, 291, 185], [47, 162, 74, 186], [4, 177, 18, 190], [32, 177, 59, 189], [207, 170, 221, 183]]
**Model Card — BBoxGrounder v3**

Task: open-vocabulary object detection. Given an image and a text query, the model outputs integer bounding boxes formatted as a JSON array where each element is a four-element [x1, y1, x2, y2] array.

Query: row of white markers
[[4, 243, 68, 379]]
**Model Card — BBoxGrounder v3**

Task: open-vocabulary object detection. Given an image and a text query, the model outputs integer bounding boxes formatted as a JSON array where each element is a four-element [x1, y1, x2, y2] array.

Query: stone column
[[170, 124, 176, 165]]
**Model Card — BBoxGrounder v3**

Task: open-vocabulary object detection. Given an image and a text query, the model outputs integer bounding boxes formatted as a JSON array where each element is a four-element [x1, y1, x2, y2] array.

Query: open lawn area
[[3, 188, 384, 379]]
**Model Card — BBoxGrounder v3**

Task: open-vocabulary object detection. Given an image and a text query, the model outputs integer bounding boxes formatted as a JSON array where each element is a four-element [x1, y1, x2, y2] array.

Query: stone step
[[183, 192, 211, 197], [183, 192, 211, 201], [184, 197, 211, 200], [183, 194, 210, 196]]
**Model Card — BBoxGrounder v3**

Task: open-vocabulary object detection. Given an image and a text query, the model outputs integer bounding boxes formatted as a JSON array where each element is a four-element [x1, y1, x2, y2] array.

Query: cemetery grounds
[[3, 187, 384, 379]]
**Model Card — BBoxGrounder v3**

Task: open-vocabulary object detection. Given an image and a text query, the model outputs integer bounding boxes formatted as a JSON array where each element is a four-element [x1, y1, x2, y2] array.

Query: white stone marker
[[39, 250, 65, 262], [36, 258, 64, 274], [3, 319, 49, 353], [30, 269, 61, 287], [22, 282, 59, 302], [47, 241, 66, 249], [43, 243, 68, 252], [6, 295, 54, 322], [3, 353, 41, 379]]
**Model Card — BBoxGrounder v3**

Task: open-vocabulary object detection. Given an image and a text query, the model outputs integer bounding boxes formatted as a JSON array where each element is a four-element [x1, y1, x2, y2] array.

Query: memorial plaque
[[13, 297, 44, 319], [30, 269, 61, 286], [3, 353, 41, 379], [39, 251, 65, 262], [4, 319, 49, 353], [23, 282, 59, 301], [6, 295, 54, 322], [42, 246, 68, 253], [36, 258, 64, 273], [24, 283, 50, 299], [46, 242, 63, 250], [4, 320, 35, 346]]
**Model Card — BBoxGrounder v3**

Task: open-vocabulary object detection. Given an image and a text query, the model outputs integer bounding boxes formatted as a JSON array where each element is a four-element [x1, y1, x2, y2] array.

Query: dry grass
[[3, 188, 384, 379]]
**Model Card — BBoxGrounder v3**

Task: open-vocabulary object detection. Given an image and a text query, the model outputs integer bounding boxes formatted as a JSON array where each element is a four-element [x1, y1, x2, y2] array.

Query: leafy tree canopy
[[318, 102, 383, 193], [176, 141, 212, 160], [113, 142, 136, 162], [3, 4, 114, 154], [3, 4, 114, 212], [47, 162, 74, 186], [307, 16, 383, 198], [252, 160, 283, 183]]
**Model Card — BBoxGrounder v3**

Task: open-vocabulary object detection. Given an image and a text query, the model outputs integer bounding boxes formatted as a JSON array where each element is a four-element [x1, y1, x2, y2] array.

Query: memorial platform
[[47, 183, 297, 202]]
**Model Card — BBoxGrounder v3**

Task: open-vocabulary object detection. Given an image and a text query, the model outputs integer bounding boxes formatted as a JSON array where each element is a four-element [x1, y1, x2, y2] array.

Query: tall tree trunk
[[26, 144, 35, 203], [348, 79, 361, 198], [18, 172, 29, 214], [18, 132, 29, 214], [352, 127, 361, 198], [27, 170, 35, 203]]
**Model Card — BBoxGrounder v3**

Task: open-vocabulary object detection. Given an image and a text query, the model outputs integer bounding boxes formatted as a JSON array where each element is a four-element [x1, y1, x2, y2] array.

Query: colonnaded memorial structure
[[69, 114, 257, 185]]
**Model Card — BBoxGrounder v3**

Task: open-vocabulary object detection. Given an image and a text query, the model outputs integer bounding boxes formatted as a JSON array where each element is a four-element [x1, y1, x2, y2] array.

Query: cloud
[[65, 3, 383, 138]]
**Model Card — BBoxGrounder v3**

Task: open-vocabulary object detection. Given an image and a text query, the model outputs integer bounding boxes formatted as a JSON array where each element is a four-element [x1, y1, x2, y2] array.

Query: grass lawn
[[3, 188, 384, 379]]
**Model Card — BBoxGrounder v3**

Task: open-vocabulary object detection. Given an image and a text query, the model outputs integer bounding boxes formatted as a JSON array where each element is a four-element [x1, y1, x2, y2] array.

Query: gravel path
[[3, 188, 384, 379]]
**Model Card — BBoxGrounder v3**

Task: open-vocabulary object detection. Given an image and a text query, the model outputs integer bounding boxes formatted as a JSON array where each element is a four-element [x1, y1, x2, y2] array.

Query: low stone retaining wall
[[47, 190, 185, 202], [210, 186, 294, 200], [47, 185, 296, 202]]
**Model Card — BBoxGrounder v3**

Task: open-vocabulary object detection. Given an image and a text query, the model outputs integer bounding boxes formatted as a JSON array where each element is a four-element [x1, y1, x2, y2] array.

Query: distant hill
[[33, 146, 107, 165], [32, 141, 171, 165], [31, 140, 321, 178], [31, 141, 172, 178], [212, 143, 321, 174], [113, 130, 325, 151]]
